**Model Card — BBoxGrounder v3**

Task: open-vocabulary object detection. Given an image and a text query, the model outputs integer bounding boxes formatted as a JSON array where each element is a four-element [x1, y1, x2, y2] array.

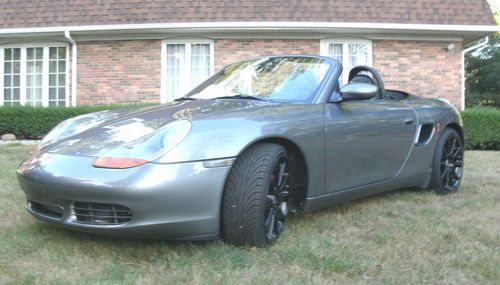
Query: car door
[[324, 98, 417, 192]]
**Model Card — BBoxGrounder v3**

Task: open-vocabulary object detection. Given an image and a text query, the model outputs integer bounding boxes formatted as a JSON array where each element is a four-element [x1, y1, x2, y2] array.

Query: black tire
[[222, 143, 292, 246], [429, 128, 464, 194]]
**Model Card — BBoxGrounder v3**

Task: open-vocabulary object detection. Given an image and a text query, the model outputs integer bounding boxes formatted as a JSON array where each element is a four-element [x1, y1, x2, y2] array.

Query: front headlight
[[93, 120, 192, 169], [160, 120, 192, 151]]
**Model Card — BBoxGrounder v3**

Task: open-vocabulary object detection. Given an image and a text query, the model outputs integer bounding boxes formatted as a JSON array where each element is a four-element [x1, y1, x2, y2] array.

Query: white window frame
[[0, 43, 70, 107], [160, 39, 215, 103], [320, 39, 373, 85]]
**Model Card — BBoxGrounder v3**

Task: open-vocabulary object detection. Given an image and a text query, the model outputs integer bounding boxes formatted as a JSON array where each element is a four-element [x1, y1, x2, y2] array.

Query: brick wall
[[77, 40, 161, 105], [214, 39, 320, 71], [74, 39, 463, 108], [373, 40, 462, 108]]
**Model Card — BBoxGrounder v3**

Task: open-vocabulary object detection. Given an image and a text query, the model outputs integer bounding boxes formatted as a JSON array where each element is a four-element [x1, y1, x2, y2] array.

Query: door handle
[[404, 118, 414, 125]]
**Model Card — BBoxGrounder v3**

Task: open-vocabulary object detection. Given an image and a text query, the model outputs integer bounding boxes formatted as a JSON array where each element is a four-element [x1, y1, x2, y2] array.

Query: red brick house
[[0, 0, 497, 109]]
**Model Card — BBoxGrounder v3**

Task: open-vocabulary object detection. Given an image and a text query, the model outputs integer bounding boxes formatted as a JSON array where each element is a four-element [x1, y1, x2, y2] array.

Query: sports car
[[17, 55, 465, 246]]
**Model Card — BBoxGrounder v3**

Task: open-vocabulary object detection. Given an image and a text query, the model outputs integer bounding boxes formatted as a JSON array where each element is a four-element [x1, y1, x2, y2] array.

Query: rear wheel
[[429, 128, 464, 194], [222, 143, 292, 246]]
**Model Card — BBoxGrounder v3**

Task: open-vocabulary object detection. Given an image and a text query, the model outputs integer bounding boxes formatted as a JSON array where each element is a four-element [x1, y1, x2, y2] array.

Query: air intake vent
[[72, 202, 132, 225], [29, 201, 64, 219], [415, 123, 435, 146]]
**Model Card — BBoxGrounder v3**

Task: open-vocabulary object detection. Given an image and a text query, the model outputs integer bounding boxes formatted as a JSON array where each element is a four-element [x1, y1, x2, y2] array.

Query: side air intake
[[415, 123, 434, 146]]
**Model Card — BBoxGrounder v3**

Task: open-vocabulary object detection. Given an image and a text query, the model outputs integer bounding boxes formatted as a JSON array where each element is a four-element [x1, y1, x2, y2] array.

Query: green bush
[[465, 92, 500, 108], [462, 107, 500, 150], [0, 105, 151, 139]]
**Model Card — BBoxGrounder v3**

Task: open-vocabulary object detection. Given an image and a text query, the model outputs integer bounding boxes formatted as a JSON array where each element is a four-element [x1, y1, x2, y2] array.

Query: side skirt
[[302, 170, 430, 212]]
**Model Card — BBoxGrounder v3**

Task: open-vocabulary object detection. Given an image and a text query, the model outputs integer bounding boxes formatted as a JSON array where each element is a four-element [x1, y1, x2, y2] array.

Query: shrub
[[462, 107, 500, 150], [465, 92, 500, 108], [0, 105, 152, 140]]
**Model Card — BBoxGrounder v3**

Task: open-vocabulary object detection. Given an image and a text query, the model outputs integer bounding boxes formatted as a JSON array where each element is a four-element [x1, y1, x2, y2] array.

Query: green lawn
[[0, 145, 499, 285]]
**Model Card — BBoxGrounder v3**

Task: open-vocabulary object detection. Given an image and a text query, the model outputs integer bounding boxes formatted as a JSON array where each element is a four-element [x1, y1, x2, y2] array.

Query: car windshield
[[185, 57, 332, 103]]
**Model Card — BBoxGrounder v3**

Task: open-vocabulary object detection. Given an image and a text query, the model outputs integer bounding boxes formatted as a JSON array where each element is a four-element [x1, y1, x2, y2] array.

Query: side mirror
[[339, 83, 378, 101]]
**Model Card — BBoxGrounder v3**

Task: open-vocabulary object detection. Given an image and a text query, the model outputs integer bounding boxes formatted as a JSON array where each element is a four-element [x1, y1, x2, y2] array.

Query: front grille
[[29, 201, 64, 219], [72, 202, 132, 225]]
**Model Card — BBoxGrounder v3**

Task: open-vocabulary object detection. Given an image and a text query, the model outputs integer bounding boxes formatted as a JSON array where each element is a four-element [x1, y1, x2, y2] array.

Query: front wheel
[[429, 128, 464, 194], [222, 143, 292, 246]]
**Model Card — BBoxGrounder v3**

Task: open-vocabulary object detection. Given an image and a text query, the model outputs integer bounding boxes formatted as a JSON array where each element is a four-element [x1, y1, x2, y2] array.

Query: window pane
[[348, 43, 369, 69], [13, 48, 20, 60], [58, 61, 66, 72], [4, 49, 11, 60], [328, 43, 343, 63], [35, 48, 43, 60], [58, 87, 66, 100], [49, 74, 57, 86], [49, 47, 58, 60], [13, 88, 20, 100], [58, 74, 66, 86], [4, 75, 11, 87], [49, 61, 57, 73], [328, 43, 344, 85], [13, 62, 20, 74], [27, 61, 35, 73], [4, 89, 11, 100], [191, 44, 211, 88], [13, 75, 20, 86], [27, 48, 34, 60], [166, 44, 186, 100], [26, 87, 42, 103], [58, 47, 66, 58], [49, 87, 57, 100], [4, 62, 12, 74]]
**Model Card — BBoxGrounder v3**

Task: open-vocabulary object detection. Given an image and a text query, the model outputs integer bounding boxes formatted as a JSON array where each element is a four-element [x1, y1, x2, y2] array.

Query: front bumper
[[17, 152, 232, 240]]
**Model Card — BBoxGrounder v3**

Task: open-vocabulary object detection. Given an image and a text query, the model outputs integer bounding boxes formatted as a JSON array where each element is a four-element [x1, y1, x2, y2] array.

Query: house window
[[0, 45, 68, 107], [161, 41, 214, 102], [320, 40, 372, 85]]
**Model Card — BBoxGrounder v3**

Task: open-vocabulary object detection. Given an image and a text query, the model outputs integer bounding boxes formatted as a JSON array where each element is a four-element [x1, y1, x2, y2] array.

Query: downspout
[[461, 37, 488, 111], [64, 30, 77, 107]]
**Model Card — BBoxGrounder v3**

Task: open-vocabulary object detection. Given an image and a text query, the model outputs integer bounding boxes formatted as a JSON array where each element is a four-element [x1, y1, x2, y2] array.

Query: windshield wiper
[[174, 97, 197, 101], [212, 94, 268, 101]]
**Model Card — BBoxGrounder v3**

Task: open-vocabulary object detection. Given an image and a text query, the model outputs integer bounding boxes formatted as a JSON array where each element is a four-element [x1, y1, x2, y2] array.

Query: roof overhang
[[0, 22, 498, 44]]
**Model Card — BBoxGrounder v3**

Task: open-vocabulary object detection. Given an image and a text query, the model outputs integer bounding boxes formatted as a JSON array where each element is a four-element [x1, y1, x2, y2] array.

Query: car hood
[[45, 99, 275, 158]]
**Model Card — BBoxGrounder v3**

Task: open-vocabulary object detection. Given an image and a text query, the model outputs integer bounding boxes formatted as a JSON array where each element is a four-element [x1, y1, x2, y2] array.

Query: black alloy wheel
[[264, 156, 291, 242], [430, 128, 464, 194]]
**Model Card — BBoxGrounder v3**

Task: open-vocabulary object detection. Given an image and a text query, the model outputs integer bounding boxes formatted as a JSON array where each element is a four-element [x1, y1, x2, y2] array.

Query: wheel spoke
[[441, 167, 449, 179], [451, 146, 462, 160], [278, 173, 289, 191], [443, 139, 451, 156], [450, 138, 456, 157], [443, 168, 450, 186], [266, 210, 275, 239], [265, 208, 274, 227], [276, 163, 286, 186]]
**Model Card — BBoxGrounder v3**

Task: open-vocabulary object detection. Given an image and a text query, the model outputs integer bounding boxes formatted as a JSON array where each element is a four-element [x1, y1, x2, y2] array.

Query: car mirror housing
[[339, 82, 378, 101]]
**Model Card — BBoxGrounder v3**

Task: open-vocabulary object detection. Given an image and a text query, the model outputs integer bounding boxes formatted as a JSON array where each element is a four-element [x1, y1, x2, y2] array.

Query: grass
[[0, 145, 499, 285]]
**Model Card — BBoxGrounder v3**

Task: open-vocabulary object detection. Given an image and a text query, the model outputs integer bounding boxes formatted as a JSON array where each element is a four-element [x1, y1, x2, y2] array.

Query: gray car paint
[[16, 55, 463, 240]]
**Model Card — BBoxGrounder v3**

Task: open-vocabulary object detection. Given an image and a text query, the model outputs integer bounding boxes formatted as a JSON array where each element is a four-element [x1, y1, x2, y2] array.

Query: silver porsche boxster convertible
[[17, 55, 464, 246]]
